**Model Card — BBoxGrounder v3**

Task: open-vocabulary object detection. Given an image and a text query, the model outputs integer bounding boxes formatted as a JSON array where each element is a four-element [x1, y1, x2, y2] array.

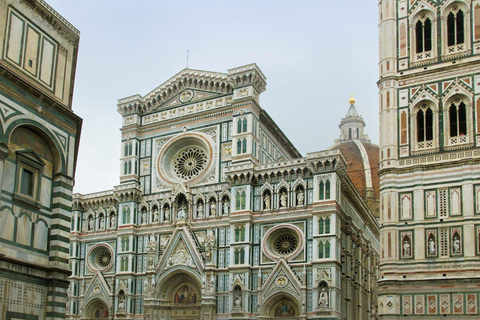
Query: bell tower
[[378, 0, 480, 317]]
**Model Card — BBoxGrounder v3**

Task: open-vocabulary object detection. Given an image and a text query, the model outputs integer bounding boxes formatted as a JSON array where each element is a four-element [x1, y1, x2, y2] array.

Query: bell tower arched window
[[449, 102, 467, 137], [447, 10, 464, 46], [416, 107, 433, 142], [416, 18, 432, 53]]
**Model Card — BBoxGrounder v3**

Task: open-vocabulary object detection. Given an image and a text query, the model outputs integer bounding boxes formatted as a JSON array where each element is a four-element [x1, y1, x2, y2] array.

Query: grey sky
[[46, 0, 379, 194]]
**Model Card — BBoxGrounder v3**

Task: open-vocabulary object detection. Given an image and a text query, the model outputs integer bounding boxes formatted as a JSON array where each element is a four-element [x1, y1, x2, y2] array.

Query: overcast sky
[[46, 0, 379, 195]]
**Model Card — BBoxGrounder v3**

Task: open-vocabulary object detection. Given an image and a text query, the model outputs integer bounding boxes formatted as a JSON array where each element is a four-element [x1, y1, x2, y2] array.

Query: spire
[[335, 97, 370, 143]]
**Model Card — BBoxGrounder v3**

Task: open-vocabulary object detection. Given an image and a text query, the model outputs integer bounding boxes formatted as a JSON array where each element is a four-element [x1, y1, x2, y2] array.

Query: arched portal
[[261, 293, 302, 320], [83, 299, 110, 320], [152, 269, 203, 320]]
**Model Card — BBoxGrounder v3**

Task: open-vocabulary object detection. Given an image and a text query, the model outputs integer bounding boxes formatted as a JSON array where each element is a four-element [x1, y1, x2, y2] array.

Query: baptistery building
[[68, 64, 380, 320]]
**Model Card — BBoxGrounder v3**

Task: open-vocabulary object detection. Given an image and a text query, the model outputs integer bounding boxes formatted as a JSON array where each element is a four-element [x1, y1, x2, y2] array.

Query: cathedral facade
[[378, 0, 480, 318], [68, 65, 380, 320], [0, 1, 81, 320]]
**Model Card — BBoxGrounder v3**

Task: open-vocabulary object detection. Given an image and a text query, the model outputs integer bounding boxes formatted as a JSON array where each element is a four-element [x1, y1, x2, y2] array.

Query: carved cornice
[[117, 64, 267, 117]]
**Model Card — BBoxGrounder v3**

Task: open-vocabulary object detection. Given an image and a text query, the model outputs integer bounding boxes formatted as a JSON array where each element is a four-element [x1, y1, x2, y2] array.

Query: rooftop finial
[[349, 95, 356, 105]]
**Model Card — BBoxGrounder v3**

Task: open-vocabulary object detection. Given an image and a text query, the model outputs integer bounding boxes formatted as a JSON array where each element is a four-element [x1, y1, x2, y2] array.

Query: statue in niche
[[280, 192, 288, 208], [318, 288, 329, 308], [88, 217, 94, 231], [99, 215, 105, 229], [177, 205, 186, 220], [197, 203, 204, 218], [142, 209, 147, 224], [223, 200, 230, 215], [264, 193, 271, 210], [164, 207, 170, 221], [118, 296, 125, 311], [297, 189, 304, 206], [428, 236, 435, 255], [110, 215, 116, 229], [152, 208, 158, 223], [234, 293, 242, 309], [210, 201, 216, 216], [453, 233, 461, 254], [402, 236, 411, 257]]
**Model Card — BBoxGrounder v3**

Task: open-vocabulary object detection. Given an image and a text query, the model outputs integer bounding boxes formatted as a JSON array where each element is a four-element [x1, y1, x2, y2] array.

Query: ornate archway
[[83, 299, 110, 320], [261, 293, 302, 320], [146, 269, 203, 320]]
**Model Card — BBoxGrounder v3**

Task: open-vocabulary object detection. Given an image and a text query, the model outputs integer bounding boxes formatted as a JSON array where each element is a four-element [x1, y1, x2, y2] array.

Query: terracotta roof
[[331, 141, 379, 199]]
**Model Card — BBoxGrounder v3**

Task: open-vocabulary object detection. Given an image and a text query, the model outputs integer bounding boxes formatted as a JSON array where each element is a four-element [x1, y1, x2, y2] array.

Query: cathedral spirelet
[[68, 63, 379, 320]]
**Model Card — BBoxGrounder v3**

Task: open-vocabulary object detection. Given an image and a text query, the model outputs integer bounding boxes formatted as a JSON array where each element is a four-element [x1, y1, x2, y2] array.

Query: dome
[[331, 141, 380, 218], [330, 98, 379, 218]]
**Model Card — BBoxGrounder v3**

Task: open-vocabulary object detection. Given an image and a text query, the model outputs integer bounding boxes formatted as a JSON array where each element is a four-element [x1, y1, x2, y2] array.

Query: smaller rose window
[[97, 250, 112, 268], [173, 148, 207, 180], [274, 234, 298, 255], [88, 245, 114, 271]]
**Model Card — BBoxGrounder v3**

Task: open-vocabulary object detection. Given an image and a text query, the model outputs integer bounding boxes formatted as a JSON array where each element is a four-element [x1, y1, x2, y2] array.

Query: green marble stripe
[[51, 202, 72, 212], [46, 301, 67, 308], [52, 191, 72, 201], [50, 245, 70, 253], [45, 312, 66, 318], [47, 290, 68, 298], [48, 256, 69, 264], [52, 180, 74, 191], [51, 223, 70, 233], [51, 212, 71, 222], [49, 234, 70, 243]]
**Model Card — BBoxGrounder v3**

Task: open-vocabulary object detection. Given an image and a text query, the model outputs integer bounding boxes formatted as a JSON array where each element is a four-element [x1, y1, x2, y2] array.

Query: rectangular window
[[20, 168, 34, 196]]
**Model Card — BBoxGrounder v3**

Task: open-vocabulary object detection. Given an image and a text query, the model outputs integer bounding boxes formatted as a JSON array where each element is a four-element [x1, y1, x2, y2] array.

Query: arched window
[[348, 128, 352, 140], [237, 139, 242, 154], [242, 138, 247, 153], [325, 180, 331, 199], [235, 227, 240, 242], [237, 119, 242, 134], [234, 249, 239, 264], [400, 111, 408, 144], [318, 242, 324, 259], [128, 161, 132, 174], [124, 161, 128, 175], [319, 218, 324, 234], [240, 226, 246, 241], [240, 248, 245, 263], [319, 181, 324, 200], [448, 10, 465, 46], [416, 107, 433, 142], [325, 217, 331, 233], [236, 191, 241, 210], [325, 241, 331, 258], [124, 143, 128, 157], [416, 18, 432, 53], [128, 142, 132, 156], [356, 128, 359, 138], [449, 102, 467, 137], [243, 118, 248, 132], [240, 191, 246, 210]]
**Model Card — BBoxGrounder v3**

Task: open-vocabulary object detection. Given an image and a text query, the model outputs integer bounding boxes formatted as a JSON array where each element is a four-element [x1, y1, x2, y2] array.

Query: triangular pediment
[[262, 258, 302, 302], [16, 150, 45, 166], [156, 227, 204, 275], [410, 85, 438, 109], [84, 271, 112, 306], [152, 88, 225, 112]]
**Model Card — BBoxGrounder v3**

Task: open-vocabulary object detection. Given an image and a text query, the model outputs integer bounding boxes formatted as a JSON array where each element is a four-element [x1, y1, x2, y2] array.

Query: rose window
[[263, 225, 304, 260], [173, 147, 207, 180], [88, 245, 114, 271], [274, 234, 298, 255], [97, 250, 112, 268]]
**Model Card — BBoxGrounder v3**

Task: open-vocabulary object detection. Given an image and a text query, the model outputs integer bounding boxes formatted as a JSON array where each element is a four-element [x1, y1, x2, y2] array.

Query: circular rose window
[[173, 147, 208, 180], [274, 234, 298, 255], [157, 133, 215, 185], [263, 225, 304, 260], [87, 244, 114, 271]]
